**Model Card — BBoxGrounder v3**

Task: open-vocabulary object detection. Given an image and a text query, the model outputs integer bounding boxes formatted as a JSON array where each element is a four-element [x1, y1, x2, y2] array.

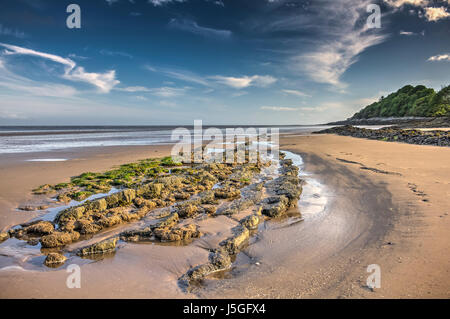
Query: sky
[[0, 0, 449, 125]]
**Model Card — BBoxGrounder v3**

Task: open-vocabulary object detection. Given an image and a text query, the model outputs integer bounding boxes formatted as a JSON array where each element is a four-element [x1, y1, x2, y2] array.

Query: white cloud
[[168, 19, 232, 38], [292, 0, 387, 88], [68, 53, 89, 60], [99, 49, 133, 59], [148, 86, 187, 97], [428, 53, 450, 61], [65, 67, 119, 93], [261, 106, 299, 111], [145, 65, 211, 86], [281, 89, 311, 97], [117, 84, 187, 97], [384, 1, 450, 22], [424, 6, 450, 21], [209, 75, 277, 89], [231, 91, 248, 97], [399, 30, 425, 36], [0, 24, 26, 38], [118, 86, 151, 92], [149, 0, 185, 6], [159, 100, 177, 107], [0, 110, 27, 120], [0, 43, 120, 93], [384, 0, 429, 8], [0, 57, 78, 98], [1, 42, 76, 68]]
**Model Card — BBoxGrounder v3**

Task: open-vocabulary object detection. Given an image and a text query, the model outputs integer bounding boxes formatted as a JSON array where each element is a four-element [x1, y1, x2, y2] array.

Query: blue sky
[[0, 0, 449, 125]]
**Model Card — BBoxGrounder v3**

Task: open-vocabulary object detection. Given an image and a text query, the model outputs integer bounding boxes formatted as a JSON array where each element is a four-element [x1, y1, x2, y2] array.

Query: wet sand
[[0, 135, 449, 298]]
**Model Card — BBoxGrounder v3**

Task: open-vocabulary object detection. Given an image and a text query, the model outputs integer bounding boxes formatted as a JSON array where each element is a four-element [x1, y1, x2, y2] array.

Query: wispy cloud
[[148, 86, 187, 97], [149, 0, 185, 6], [145, 64, 277, 90], [384, 0, 429, 8], [117, 86, 151, 92], [291, 0, 387, 89], [145, 65, 211, 86], [168, 19, 232, 38], [117, 85, 187, 97], [209, 75, 277, 89], [281, 89, 311, 97], [0, 57, 78, 98], [399, 30, 425, 36], [0, 43, 120, 93], [68, 53, 89, 60], [100, 49, 133, 59], [0, 24, 26, 38], [428, 53, 450, 61], [261, 106, 299, 111]]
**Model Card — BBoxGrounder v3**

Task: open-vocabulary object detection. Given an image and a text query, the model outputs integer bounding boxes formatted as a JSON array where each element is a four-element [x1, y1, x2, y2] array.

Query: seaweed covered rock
[[178, 247, 232, 289], [44, 252, 67, 267], [240, 214, 260, 230], [120, 227, 153, 242], [77, 237, 118, 256], [0, 231, 9, 242], [174, 203, 199, 218], [274, 177, 302, 202], [55, 206, 86, 225], [24, 221, 54, 235], [219, 225, 250, 255], [153, 212, 179, 229], [214, 187, 241, 200], [261, 195, 289, 218], [154, 224, 201, 242], [315, 125, 450, 147], [40, 231, 80, 248], [74, 220, 103, 235]]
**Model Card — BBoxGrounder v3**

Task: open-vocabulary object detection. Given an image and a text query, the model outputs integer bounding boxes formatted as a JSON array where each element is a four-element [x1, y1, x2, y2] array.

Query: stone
[[40, 231, 80, 248], [219, 225, 250, 255], [24, 221, 54, 235], [55, 206, 86, 224], [120, 228, 152, 242], [214, 188, 241, 199], [240, 214, 260, 230], [88, 198, 107, 212], [77, 237, 118, 256], [75, 220, 103, 234], [175, 203, 198, 218], [0, 232, 9, 242], [154, 224, 201, 242], [44, 252, 67, 267], [153, 213, 179, 229]]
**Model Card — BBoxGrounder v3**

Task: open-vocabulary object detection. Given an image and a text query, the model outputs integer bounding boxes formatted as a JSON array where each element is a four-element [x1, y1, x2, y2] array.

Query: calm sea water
[[0, 125, 330, 154]]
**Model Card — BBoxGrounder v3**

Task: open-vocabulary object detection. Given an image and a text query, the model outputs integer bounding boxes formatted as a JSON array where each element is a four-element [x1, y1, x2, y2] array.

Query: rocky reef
[[3, 147, 303, 290], [177, 153, 303, 291], [315, 125, 450, 147]]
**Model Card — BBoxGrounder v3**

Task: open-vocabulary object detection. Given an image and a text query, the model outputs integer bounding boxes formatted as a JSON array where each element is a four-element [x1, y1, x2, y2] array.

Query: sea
[[0, 125, 331, 154]]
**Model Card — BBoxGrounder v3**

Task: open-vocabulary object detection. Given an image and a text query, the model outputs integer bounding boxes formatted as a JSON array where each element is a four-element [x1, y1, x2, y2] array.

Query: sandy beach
[[0, 133, 448, 298]]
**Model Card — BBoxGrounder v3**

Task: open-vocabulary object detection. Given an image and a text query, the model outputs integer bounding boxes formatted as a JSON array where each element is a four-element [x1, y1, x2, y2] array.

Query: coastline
[[0, 134, 448, 298]]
